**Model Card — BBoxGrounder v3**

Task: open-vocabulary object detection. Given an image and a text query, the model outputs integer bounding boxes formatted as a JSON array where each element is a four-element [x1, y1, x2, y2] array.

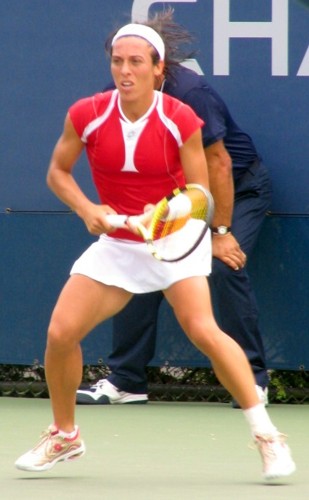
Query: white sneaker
[[76, 379, 148, 405], [15, 425, 85, 472], [255, 433, 296, 480]]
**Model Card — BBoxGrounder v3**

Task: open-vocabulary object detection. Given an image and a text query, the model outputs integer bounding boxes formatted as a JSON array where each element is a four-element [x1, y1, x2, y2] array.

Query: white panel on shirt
[[120, 119, 148, 172]]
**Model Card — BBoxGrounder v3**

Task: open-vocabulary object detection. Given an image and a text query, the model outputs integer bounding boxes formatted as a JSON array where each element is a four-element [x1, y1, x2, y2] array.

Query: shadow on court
[[1, 397, 308, 499]]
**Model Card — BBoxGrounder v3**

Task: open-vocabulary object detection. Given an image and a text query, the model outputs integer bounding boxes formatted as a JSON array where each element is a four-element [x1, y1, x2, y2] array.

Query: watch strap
[[211, 226, 232, 235]]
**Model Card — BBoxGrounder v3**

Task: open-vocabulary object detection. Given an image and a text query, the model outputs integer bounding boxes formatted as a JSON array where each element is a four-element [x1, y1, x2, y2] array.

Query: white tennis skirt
[[70, 230, 211, 294]]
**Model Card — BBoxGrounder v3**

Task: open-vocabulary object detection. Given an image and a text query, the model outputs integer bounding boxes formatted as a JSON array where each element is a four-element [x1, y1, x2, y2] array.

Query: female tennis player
[[15, 23, 295, 480]]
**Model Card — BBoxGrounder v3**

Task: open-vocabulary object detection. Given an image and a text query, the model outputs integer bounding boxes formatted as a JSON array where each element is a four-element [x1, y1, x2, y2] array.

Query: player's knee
[[46, 319, 77, 353], [183, 317, 220, 354]]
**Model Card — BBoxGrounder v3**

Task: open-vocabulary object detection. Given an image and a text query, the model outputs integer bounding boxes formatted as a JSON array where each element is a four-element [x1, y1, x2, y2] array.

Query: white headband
[[111, 24, 165, 61]]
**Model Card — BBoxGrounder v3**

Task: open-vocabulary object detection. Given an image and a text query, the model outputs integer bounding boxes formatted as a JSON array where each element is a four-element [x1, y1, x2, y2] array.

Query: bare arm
[[205, 140, 233, 228], [205, 140, 246, 270], [179, 129, 210, 189], [46, 114, 116, 235]]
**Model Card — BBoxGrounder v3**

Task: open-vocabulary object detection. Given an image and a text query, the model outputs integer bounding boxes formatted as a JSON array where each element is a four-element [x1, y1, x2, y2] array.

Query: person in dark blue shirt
[[76, 10, 271, 408]]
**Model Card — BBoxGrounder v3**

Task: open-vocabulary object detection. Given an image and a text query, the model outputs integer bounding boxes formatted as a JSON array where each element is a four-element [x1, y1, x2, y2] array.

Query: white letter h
[[213, 0, 288, 76]]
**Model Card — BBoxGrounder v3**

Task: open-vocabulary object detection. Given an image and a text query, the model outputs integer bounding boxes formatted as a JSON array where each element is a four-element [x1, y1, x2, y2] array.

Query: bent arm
[[47, 114, 116, 235], [46, 114, 91, 216], [205, 140, 246, 269], [205, 140, 233, 228], [179, 129, 209, 189]]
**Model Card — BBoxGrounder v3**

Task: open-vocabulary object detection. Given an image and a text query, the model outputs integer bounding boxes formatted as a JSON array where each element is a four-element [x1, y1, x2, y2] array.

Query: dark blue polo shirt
[[164, 66, 259, 177]]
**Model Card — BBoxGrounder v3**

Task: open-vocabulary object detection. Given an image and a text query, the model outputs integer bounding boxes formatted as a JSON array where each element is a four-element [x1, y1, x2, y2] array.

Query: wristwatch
[[211, 225, 231, 235]]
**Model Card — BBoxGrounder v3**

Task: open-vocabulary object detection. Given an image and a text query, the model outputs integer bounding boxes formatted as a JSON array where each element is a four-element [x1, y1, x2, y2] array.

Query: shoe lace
[[40, 425, 58, 439], [31, 425, 59, 452], [90, 379, 106, 390], [253, 434, 287, 462]]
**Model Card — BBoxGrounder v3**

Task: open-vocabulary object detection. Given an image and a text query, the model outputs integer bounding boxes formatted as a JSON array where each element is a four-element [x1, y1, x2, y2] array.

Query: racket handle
[[105, 214, 128, 228]]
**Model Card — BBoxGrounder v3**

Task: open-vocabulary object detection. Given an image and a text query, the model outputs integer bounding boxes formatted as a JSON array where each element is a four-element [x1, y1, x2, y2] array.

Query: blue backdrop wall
[[1, 0, 308, 369]]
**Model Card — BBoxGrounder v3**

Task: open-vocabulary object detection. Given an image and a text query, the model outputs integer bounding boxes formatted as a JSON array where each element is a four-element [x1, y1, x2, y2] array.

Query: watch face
[[218, 226, 228, 235]]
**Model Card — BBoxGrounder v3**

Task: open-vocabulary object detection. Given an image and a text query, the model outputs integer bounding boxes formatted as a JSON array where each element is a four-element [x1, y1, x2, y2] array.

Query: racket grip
[[105, 214, 128, 228]]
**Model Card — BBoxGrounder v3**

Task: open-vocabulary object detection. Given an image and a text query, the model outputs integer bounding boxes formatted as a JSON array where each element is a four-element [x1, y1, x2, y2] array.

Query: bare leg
[[164, 276, 259, 409], [45, 275, 132, 432]]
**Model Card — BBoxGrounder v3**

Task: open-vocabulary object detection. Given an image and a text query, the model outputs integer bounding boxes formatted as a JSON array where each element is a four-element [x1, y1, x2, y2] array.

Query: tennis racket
[[106, 183, 214, 262]]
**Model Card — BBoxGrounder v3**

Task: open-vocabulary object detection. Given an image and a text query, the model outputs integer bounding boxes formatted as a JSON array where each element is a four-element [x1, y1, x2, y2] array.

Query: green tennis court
[[1, 397, 307, 499]]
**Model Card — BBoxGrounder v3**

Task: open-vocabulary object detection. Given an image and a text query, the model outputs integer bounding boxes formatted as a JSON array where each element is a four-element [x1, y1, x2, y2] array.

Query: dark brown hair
[[105, 8, 197, 77], [144, 8, 196, 75]]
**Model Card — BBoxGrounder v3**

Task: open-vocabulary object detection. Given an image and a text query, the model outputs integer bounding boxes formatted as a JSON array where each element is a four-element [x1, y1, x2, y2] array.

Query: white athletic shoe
[[255, 433, 296, 480], [15, 425, 85, 472], [76, 379, 148, 405]]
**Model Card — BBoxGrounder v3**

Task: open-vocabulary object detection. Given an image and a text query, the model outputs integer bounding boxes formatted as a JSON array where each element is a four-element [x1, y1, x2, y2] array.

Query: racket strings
[[147, 186, 210, 261], [186, 190, 208, 221], [150, 196, 191, 241], [152, 216, 190, 240]]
